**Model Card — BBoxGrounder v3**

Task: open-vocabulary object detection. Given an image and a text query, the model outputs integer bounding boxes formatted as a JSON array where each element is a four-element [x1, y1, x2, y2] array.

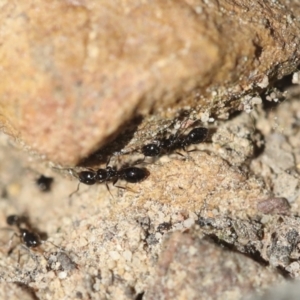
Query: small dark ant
[[6, 214, 42, 250], [4, 215, 67, 267], [141, 126, 208, 158], [35, 175, 54, 192], [77, 166, 149, 186], [6, 215, 77, 271], [70, 164, 149, 197]]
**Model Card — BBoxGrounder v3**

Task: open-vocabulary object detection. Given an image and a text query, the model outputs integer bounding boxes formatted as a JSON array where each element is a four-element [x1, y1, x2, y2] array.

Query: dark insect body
[[6, 214, 42, 250], [180, 127, 208, 147], [5, 214, 74, 269], [6, 214, 24, 226], [77, 166, 149, 186], [141, 126, 208, 158], [69, 165, 149, 198], [119, 167, 149, 183]]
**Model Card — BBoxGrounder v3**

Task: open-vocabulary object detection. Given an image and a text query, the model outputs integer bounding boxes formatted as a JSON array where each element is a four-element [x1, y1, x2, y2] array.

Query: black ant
[[35, 175, 54, 192], [78, 166, 149, 185], [70, 164, 149, 197], [141, 125, 208, 158], [4, 215, 70, 268], [6, 214, 42, 251]]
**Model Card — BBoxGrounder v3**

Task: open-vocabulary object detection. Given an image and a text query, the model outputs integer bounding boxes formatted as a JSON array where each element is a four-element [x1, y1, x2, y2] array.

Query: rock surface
[[0, 0, 299, 164], [0, 1, 300, 299], [0, 84, 300, 298], [145, 232, 283, 300]]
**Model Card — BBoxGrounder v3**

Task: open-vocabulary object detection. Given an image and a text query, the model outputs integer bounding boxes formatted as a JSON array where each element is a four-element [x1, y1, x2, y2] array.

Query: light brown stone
[[0, 0, 299, 164]]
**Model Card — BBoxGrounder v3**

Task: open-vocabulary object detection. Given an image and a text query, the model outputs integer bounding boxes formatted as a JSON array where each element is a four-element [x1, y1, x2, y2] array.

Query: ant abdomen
[[184, 127, 208, 146], [6, 215, 22, 227], [119, 167, 149, 183]]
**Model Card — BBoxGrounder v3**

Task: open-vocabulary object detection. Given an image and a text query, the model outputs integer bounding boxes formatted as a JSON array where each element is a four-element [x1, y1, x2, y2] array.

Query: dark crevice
[[135, 291, 145, 300], [204, 234, 268, 266], [77, 115, 144, 167], [203, 234, 292, 279], [14, 282, 39, 300], [253, 42, 263, 60]]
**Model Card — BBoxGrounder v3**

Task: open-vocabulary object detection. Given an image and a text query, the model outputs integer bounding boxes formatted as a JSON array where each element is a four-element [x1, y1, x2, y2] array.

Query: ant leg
[[17, 249, 21, 264], [68, 168, 79, 179], [44, 240, 64, 252], [105, 182, 114, 199], [112, 178, 118, 187], [187, 148, 198, 155], [69, 182, 80, 199], [7, 232, 19, 255], [133, 157, 156, 167], [114, 185, 126, 190], [68, 182, 83, 206], [114, 183, 137, 194], [106, 155, 113, 167], [7, 244, 18, 256], [114, 184, 137, 195], [177, 146, 196, 159], [112, 177, 123, 190], [112, 178, 136, 195], [185, 148, 199, 162], [47, 241, 61, 249], [174, 118, 190, 140], [20, 244, 39, 266], [134, 157, 146, 165], [174, 151, 187, 159]]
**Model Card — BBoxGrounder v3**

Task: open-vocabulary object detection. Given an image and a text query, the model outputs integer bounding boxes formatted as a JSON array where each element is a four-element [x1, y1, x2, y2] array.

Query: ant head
[[78, 171, 97, 185], [6, 215, 28, 227], [6, 215, 21, 226]]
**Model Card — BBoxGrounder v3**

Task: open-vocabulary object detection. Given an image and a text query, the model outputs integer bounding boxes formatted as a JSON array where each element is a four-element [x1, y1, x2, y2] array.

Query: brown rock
[[145, 231, 283, 300], [257, 197, 290, 215], [0, 0, 299, 165], [0, 89, 299, 297]]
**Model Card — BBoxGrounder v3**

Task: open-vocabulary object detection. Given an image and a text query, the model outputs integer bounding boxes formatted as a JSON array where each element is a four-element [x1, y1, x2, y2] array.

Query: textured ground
[[0, 1, 300, 299], [0, 77, 299, 299]]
